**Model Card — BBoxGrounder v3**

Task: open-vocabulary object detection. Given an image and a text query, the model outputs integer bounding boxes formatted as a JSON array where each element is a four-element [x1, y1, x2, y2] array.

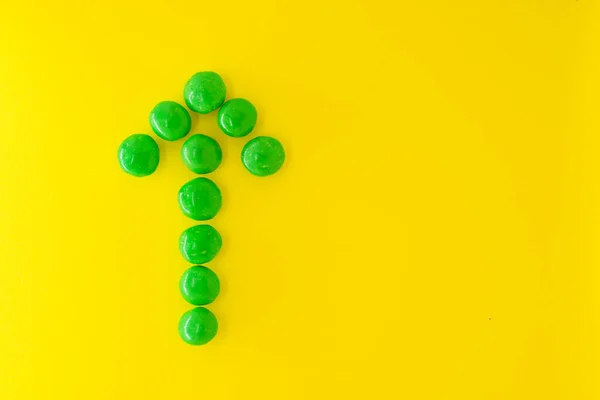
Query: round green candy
[[181, 134, 222, 174], [184, 72, 226, 114], [179, 266, 220, 306], [241, 136, 285, 177], [149, 101, 191, 141], [179, 225, 222, 264], [217, 98, 257, 138], [178, 177, 222, 220], [178, 307, 218, 345], [117, 134, 160, 177]]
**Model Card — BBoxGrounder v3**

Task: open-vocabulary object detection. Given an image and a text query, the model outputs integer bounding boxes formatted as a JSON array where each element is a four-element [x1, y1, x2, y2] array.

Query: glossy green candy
[[178, 307, 218, 345], [178, 177, 222, 220], [217, 98, 257, 138], [118, 134, 160, 177], [242, 136, 285, 177], [184, 72, 226, 114], [181, 134, 222, 174], [179, 225, 222, 264], [180, 266, 220, 306], [149, 101, 191, 141]]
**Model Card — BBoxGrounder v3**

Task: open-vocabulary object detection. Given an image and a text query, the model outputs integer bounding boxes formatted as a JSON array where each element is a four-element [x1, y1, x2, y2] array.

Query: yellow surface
[[0, 0, 599, 398]]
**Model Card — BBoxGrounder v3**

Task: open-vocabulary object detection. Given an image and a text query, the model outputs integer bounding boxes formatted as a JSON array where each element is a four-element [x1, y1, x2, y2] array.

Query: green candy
[[149, 101, 191, 141], [184, 72, 226, 114], [180, 266, 220, 306], [241, 136, 285, 177], [178, 177, 222, 220], [178, 307, 218, 345], [179, 225, 222, 264], [117, 134, 160, 177], [217, 98, 257, 138], [181, 134, 222, 174]]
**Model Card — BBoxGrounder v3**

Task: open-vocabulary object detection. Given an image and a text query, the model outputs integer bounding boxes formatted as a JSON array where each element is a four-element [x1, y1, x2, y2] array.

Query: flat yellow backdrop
[[1, 0, 599, 398]]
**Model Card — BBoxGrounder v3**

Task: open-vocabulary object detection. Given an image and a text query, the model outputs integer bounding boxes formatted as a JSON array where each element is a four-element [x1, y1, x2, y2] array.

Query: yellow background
[[1, 0, 599, 398]]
